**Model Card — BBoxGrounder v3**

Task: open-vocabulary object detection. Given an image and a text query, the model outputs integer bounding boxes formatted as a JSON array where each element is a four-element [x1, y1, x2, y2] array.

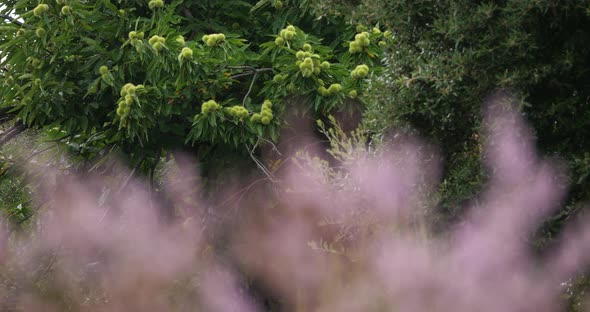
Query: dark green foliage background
[[314, 0, 590, 307]]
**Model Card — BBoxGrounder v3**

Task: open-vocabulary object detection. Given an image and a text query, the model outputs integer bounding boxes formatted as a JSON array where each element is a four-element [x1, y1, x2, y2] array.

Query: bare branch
[[0, 121, 26, 149], [248, 138, 279, 183], [243, 71, 258, 106], [0, 14, 23, 27], [227, 67, 272, 79]]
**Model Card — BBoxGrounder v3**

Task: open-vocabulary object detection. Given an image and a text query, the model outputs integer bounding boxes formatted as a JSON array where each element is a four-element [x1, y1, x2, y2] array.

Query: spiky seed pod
[[328, 83, 342, 94], [152, 42, 164, 51], [60, 5, 71, 15], [35, 28, 46, 38], [349, 41, 361, 53], [273, 74, 284, 83], [283, 30, 295, 40], [180, 47, 193, 60], [33, 4, 49, 17], [125, 95, 134, 105]]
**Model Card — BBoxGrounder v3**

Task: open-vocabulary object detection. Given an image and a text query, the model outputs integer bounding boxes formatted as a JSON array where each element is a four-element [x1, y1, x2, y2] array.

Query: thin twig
[[98, 167, 136, 223], [216, 177, 269, 209], [228, 67, 272, 80], [0, 122, 26, 149], [0, 14, 23, 27], [257, 136, 282, 156], [229, 71, 256, 79], [249, 138, 279, 183], [243, 71, 258, 106]]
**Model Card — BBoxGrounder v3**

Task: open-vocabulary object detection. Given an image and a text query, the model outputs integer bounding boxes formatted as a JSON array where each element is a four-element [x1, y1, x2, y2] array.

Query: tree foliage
[[318, 0, 590, 224], [0, 0, 387, 176]]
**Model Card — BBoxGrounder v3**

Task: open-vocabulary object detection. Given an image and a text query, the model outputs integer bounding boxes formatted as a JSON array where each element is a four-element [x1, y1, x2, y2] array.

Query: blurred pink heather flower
[[0, 94, 589, 311]]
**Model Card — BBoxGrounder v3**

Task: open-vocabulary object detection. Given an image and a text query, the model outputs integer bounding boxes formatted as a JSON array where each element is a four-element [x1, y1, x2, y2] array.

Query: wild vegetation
[[0, 0, 589, 310]]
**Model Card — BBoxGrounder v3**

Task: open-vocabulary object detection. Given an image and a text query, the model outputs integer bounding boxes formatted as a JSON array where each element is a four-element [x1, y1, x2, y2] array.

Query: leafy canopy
[[0, 0, 388, 169]]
